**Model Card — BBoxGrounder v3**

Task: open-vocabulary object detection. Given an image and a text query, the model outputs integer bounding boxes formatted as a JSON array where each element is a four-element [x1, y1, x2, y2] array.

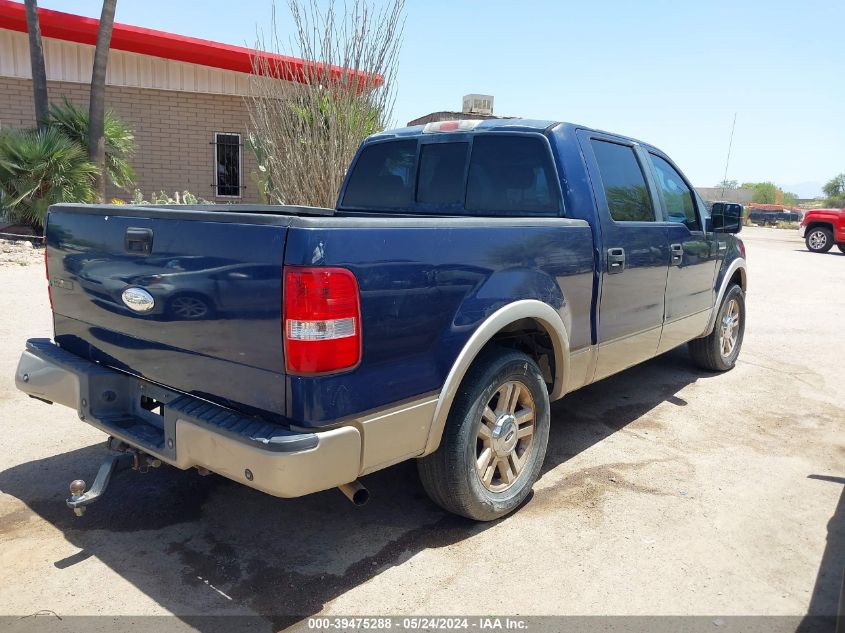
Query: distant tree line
[[822, 174, 845, 207], [716, 179, 798, 205], [716, 175, 845, 207]]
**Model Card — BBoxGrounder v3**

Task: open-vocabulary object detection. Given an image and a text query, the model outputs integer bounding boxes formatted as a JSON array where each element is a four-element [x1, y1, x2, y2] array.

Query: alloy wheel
[[719, 298, 740, 358], [475, 380, 536, 493], [808, 230, 828, 250]]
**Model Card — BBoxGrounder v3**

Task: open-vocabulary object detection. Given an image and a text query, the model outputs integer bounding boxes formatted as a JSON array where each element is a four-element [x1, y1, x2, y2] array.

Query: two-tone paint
[[40, 119, 746, 488]]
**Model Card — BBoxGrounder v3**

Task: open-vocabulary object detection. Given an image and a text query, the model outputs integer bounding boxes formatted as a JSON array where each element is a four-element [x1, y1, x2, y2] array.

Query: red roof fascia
[[0, 0, 382, 88]]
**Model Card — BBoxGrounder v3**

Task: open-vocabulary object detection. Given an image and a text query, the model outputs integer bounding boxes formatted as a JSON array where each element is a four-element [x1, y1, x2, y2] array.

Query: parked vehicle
[[799, 208, 845, 253], [748, 209, 802, 226], [16, 119, 747, 521]]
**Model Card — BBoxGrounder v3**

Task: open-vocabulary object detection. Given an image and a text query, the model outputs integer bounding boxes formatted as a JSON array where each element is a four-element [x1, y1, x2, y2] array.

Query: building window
[[214, 133, 242, 198]]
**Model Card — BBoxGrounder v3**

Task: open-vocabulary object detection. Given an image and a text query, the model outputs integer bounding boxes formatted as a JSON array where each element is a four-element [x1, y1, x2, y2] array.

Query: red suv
[[800, 208, 845, 253]]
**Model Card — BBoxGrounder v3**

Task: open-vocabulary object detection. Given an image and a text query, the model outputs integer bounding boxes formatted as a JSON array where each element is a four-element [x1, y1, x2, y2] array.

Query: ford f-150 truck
[[15, 119, 747, 521], [799, 207, 845, 253]]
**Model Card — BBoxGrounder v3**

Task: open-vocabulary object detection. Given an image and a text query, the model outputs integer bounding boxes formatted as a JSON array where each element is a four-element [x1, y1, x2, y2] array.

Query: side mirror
[[709, 202, 743, 234]]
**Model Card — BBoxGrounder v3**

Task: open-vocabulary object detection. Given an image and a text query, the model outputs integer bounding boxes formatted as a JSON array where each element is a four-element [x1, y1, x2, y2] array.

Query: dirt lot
[[0, 227, 842, 631]]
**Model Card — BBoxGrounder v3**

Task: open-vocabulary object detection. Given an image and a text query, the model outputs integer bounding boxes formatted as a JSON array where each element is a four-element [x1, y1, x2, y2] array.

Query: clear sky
[[35, 0, 844, 196]]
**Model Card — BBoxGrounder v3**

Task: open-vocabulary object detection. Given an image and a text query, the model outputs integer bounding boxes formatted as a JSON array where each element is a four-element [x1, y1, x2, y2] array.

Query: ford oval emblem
[[121, 287, 155, 312]]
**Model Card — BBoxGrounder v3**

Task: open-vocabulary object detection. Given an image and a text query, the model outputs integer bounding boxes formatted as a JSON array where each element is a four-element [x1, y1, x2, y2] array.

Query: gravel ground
[[0, 226, 841, 632], [0, 238, 43, 267]]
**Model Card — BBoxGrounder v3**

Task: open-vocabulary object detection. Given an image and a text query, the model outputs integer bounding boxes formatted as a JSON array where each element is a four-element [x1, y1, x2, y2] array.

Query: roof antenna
[[720, 113, 737, 199]]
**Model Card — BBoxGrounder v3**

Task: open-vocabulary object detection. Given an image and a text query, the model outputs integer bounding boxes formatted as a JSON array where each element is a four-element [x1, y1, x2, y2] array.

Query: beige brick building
[[0, 1, 309, 203]]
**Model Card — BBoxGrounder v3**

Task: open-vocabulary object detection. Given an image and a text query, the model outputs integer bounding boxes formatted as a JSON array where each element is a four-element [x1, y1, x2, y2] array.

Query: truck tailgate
[[46, 206, 288, 418]]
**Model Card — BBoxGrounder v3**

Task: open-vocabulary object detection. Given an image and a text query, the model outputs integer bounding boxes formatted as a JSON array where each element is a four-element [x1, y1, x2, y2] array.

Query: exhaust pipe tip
[[338, 480, 369, 506]]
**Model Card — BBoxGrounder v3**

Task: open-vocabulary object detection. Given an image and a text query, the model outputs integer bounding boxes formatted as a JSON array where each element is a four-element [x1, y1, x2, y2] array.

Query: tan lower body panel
[[173, 421, 362, 498], [592, 325, 662, 382], [657, 309, 712, 355], [358, 396, 438, 475], [15, 349, 82, 410], [564, 347, 594, 394]]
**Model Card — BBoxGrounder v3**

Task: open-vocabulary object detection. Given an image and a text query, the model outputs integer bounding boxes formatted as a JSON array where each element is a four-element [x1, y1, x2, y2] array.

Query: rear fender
[[422, 299, 570, 456]]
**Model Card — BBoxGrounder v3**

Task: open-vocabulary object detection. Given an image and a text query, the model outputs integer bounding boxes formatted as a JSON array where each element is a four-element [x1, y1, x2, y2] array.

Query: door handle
[[607, 247, 625, 274], [670, 243, 683, 265]]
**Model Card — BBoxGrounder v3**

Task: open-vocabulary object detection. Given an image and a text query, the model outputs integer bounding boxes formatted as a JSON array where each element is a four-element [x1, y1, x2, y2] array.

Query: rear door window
[[416, 142, 468, 205], [342, 139, 417, 209], [466, 136, 560, 214], [590, 140, 656, 222]]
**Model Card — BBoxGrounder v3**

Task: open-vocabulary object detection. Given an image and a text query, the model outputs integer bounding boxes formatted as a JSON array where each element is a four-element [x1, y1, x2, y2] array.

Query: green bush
[[0, 100, 137, 230], [47, 99, 136, 190], [0, 127, 98, 228]]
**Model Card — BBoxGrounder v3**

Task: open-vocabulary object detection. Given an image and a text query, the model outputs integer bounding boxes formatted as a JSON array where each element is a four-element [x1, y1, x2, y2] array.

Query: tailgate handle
[[125, 228, 153, 254]]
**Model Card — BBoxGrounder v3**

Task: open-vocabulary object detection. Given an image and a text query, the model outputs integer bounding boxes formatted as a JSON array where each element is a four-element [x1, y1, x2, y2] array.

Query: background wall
[[0, 76, 261, 203]]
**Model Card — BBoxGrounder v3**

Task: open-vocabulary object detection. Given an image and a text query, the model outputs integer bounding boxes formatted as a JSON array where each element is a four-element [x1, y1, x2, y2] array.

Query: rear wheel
[[806, 227, 834, 253], [688, 284, 745, 372], [837, 244, 845, 254], [417, 348, 550, 521]]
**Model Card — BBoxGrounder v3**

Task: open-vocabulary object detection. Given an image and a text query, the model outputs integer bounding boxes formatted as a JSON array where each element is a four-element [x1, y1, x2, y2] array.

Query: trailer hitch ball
[[69, 480, 87, 516]]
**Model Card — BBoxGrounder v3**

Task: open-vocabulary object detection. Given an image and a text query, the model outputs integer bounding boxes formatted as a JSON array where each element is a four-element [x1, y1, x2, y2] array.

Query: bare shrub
[[248, 0, 405, 208]]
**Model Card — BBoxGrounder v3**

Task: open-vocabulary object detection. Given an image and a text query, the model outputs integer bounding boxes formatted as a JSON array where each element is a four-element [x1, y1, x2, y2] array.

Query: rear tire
[[688, 284, 745, 372], [417, 347, 550, 521], [837, 244, 845, 254], [806, 227, 834, 253]]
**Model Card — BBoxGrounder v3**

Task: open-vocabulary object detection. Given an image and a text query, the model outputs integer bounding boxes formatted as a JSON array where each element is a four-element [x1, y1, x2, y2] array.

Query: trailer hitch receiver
[[66, 439, 162, 516]]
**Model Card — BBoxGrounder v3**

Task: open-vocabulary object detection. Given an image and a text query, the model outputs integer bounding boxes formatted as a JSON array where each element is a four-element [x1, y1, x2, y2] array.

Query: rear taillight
[[738, 239, 746, 259], [45, 246, 53, 309], [283, 267, 361, 374]]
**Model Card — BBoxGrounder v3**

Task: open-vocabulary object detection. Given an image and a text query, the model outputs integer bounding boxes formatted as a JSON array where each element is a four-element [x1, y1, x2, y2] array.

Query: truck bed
[[46, 204, 595, 427]]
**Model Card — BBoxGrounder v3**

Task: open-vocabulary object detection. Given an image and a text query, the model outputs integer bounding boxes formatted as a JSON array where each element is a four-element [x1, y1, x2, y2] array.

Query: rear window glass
[[590, 140, 655, 222], [416, 142, 468, 205], [342, 139, 416, 208], [466, 136, 559, 214]]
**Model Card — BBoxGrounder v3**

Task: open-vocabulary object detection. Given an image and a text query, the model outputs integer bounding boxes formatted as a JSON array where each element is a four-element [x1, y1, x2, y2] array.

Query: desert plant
[[0, 127, 98, 228], [47, 99, 135, 190], [248, 0, 405, 207], [246, 132, 273, 203], [130, 189, 213, 205]]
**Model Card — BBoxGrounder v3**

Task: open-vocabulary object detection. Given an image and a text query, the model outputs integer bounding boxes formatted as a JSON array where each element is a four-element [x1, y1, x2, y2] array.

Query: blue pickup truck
[[15, 119, 747, 521]]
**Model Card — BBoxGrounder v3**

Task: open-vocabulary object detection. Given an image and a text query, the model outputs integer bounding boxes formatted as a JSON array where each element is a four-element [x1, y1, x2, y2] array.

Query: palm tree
[[88, 0, 118, 201], [23, 0, 49, 131], [48, 99, 135, 190], [0, 128, 98, 229]]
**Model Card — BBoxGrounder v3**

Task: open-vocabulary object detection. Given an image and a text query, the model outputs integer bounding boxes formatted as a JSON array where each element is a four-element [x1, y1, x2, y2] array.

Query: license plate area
[[84, 370, 181, 461]]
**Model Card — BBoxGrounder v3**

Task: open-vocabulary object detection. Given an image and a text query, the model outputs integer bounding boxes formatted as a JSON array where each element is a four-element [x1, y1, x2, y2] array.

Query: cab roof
[[369, 119, 656, 151]]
